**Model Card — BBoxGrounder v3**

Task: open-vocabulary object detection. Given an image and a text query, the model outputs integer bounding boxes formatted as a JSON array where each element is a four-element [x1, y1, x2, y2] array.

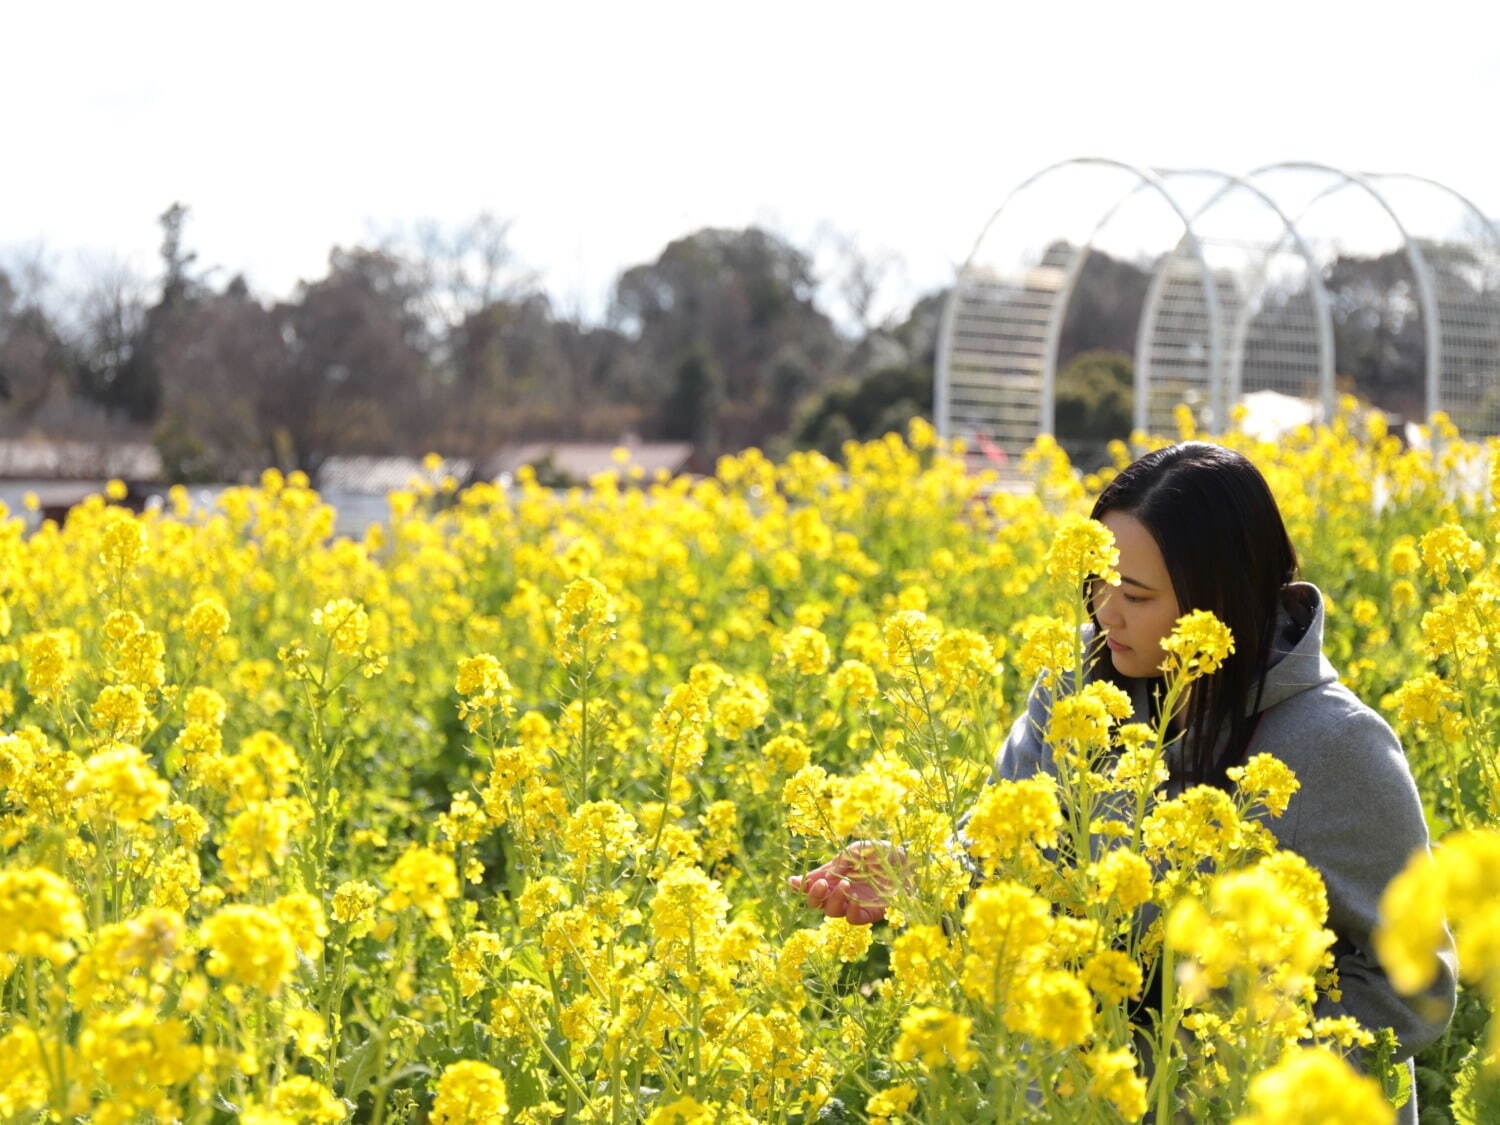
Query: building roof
[[483, 441, 695, 481], [316, 455, 474, 495], [0, 439, 162, 481]]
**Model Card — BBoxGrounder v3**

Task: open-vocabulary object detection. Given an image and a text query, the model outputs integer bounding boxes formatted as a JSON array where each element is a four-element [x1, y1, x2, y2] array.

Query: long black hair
[[1083, 442, 1300, 792]]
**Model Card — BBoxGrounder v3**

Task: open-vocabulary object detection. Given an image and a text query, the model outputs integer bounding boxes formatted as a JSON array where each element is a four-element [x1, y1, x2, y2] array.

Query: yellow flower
[[1375, 829, 1500, 995], [219, 799, 297, 890], [67, 907, 189, 1006], [1007, 968, 1094, 1047], [1046, 682, 1131, 752], [1166, 854, 1334, 999], [778, 625, 833, 677], [0, 1025, 50, 1117], [1418, 523, 1485, 588], [891, 1006, 978, 1072], [67, 743, 169, 824], [311, 598, 370, 657], [98, 509, 148, 570], [891, 925, 954, 1001], [649, 682, 710, 774], [882, 610, 941, 676], [1386, 672, 1462, 726], [866, 1082, 918, 1124], [0, 868, 86, 964], [270, 1076, 346, 1123], [202, 904, 298, 994], [78, 1006, 201, 1109], [22, 628, 77, 701], [184, 597, 232, 642], [90, 684, 150, 741], [1085, 1045, 1148, 1122], [1082, 949, 1144, 1003], [551, 576, 618, 664], [712, 676, 772, 738], [331, 880, 379, 927], [646, 1097, 755, 1125], [382, 846, 460, 939], [1087, 848, 1154, 910], [1158, 609, 1235, 680], [961, 775, 1062, 870], [448, 929, 505, 998], [649, 863, 730, 945], [454, 654, 516, 728], [560, 800, 639, 880], [1231, 1046, 1393, 1125], [1225, 753, 1301, 817], [114, 627, 166, 691], [431, 1060, 509, 1125], [1046, 513, 1123, 591], [959, 882, 1055, 1007], [1143, 785, 1242, 861], [828, 659, 879, 707], [274, 892, 328, 958], [1014, 615, 1076, 690], [933, 628, 995, 695]]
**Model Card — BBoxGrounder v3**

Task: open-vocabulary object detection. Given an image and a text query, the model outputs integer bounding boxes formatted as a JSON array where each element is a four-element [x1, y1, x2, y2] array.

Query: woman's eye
[[1123, 594, 1145, 604]]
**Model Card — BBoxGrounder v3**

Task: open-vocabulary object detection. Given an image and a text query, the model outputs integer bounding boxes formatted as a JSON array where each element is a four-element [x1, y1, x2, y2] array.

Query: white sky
[[4, 0, 1499, 328]]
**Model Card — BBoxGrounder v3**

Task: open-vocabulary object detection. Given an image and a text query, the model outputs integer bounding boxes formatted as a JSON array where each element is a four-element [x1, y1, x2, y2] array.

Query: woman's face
[[1088, 510, 1183, 679]]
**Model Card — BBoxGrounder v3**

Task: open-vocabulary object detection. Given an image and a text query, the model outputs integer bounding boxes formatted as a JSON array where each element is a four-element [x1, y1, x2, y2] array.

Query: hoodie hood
[[1246, 579, 1340, 717]]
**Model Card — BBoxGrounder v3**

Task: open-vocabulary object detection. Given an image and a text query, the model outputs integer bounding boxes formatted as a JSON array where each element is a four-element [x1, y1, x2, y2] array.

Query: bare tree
[[373, 211, 539, 358], [0, 264, 67, 424], [808, 222, 904, 339], [68, 253, 151, 420]]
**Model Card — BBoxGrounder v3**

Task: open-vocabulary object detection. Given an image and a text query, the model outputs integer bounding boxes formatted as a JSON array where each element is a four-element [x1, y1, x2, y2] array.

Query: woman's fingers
[[806, 875, 832, 908], [787, 852, 895, 925]]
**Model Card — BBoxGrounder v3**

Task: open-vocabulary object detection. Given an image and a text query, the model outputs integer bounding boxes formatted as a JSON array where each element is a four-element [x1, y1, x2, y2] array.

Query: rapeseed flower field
[[0, 397, 1497, 1123]]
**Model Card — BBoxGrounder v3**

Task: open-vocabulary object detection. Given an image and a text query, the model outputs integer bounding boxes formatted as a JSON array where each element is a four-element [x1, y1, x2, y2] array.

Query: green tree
[[657, 345, 724, 448], [1054, 349, 1134, 471], [787, 363, 931, 462], [611, 227, 841, 450]]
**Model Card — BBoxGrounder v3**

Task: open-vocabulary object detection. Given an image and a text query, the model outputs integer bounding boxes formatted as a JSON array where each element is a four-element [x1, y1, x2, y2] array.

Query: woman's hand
[[787, 840, 911, 926]]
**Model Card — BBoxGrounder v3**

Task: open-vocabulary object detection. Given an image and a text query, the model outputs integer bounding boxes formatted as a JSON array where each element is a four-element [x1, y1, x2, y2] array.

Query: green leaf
[[1452, 1045, 1500, 1125]]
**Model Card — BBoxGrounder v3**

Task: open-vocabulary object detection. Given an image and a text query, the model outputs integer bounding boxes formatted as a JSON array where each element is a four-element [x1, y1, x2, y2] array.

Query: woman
[[788, 441, 1459, 1123]]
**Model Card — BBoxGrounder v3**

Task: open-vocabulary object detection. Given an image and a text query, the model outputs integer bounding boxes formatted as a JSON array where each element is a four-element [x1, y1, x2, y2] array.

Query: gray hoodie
[[951, 580, 1459, 1124]]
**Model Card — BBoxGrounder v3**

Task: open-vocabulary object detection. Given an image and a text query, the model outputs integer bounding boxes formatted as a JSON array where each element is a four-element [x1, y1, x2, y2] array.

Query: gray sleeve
[[1287, 705, 1459, 1063], [947, 670, 1062, 880]]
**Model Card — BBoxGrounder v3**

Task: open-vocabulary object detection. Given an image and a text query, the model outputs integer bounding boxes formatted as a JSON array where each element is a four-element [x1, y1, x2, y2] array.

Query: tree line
[[0, 204, 1487, 483]]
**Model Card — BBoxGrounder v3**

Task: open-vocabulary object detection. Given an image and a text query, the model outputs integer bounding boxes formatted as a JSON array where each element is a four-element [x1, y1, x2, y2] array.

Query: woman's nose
[[1095, 592, 1123, 628]]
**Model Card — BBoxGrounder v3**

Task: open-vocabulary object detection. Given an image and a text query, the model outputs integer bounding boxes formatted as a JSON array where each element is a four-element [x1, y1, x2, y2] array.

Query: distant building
[[0, 439, 161, 481], [482, 441, 696, 484], [316, 455, 475, 495]]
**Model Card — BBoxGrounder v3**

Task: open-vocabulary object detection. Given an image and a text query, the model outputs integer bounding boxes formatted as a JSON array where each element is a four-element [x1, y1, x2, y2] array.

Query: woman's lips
[[1107, 636, 1130, 651]]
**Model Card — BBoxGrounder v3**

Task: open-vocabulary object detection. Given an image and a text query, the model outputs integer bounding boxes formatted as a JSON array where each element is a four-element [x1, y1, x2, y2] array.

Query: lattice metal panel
[[1137, 248, 1234, 435], [1153, 170, 1333, 426], [1414, 236, 1500, 436], [937, 159, 1500, 464], [1236, 251, 1328, 403], [942, 245, 1076, 463]]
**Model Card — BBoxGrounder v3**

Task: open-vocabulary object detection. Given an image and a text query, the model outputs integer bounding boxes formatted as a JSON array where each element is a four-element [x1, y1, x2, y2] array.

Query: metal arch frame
[[1151, 167, 1338, 423], [1248, 162, 1448, 434], [1375, 170, 1500, 254], [936, 156, 1224, 447], [1373, 170, 1500, 442], [938, 159, 1500, 458]]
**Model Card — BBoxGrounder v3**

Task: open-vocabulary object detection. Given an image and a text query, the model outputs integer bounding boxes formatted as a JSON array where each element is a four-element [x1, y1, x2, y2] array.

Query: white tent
[[1236, 389, 1322, 442]]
